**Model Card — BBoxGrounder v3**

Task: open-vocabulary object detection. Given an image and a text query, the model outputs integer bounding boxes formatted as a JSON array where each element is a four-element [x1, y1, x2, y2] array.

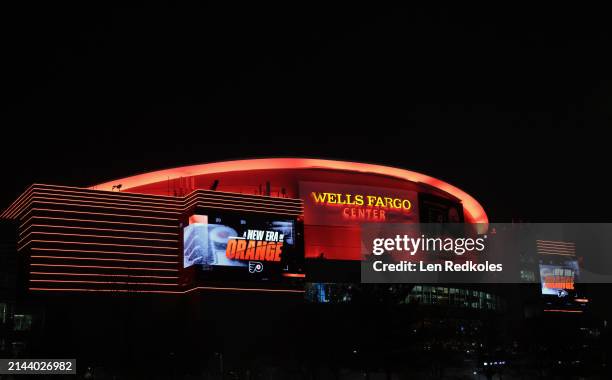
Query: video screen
[[539, 260, 580, 297], [183, 212, 299, 278]]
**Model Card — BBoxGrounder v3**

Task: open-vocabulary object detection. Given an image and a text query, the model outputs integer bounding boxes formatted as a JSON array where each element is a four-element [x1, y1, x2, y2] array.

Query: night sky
[[3, 3, 611, 222]]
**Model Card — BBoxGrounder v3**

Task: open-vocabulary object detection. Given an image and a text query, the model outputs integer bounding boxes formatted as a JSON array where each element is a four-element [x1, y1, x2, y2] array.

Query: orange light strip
[[282, 273, 306, 278], [28, 195, 181, 214], [537, 252, 575, 257], [30, 263, 178, 272], [33, 183, 178, 201], [18, 231, 178, 246], [1, 185, 36, 219], [31, 247, 177, 258], [574, 298, 589, 303], [185, 187, 303, 201], [29, 287, 181, 294], [4, 194, 34, 219], [29, 286, 305, 294], [6, 185, 299, 218], [184, 286, 305, 294], [184, 191, 303, 206], [537, 244, 576, 249], [92, 158, 487, 224], [29, 188, 182, 207], [20, 224, 178, 237], [543, 309, 583, 313], [30, 271, 178, 279], [537, 247, 576, 252], [184, 199, 302, 214], [537, 244, 575, 250], [19, 216, 178, 230], [31, 255, 177, 265], [30, 279, 179, 286], [537, 240, 575, 246], [19, 239, 178, 251], [189, 202, 301, 216], [3, 188, 178, 220], [538, 251, 575, 255], [27, 200, 181, 216], [20, 208, 178, 223]]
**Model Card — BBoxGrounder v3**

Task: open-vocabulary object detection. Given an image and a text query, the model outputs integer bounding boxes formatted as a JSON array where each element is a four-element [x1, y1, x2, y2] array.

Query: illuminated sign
[[311, 192, 412, 222], [300, 182, 418, 225], [225, 229, 285, 262], [311, 192, 412, 210]]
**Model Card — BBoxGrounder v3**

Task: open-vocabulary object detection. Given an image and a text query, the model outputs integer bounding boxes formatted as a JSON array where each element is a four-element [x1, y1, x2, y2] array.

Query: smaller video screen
[[539, 260, 580, 297]]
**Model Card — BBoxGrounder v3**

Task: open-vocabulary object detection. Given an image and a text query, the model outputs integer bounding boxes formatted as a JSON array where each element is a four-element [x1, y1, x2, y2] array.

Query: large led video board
[[183, 212, 301, 280]]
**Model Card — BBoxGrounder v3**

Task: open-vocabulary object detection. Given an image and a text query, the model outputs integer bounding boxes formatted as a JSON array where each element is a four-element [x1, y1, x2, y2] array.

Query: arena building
[[1, 158, 488, 294], [1, 158, 511, 377]]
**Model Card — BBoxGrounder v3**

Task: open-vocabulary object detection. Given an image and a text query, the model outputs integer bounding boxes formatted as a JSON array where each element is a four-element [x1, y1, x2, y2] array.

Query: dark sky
[[2, 3, 611, 222]]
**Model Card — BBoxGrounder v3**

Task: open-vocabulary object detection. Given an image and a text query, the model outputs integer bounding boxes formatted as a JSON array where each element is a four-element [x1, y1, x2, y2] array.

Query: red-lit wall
[[119, 168, 461, 260]]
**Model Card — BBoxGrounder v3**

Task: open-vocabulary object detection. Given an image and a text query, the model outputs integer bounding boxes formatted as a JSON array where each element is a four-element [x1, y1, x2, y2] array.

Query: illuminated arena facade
[[1, 158, 488, 294]]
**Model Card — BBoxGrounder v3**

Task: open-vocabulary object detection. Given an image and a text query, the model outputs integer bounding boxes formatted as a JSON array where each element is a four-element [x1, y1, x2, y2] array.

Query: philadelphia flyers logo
[[248, 261, 264, 273]]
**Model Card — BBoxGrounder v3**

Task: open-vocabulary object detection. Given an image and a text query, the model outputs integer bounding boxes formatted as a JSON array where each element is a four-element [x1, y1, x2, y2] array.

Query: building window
[[13, 314, 32, 331], [0, 303, 7, 324]]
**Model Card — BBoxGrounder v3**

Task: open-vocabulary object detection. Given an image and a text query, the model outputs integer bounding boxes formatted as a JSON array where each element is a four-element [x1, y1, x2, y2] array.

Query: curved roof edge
[[91, 158, 488, 224]]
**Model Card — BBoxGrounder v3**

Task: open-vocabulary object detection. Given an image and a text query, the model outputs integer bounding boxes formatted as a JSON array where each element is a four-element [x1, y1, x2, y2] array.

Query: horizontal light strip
[[29, 287, 181, 294], [32, 183, 178, 202], [20, 224, 178, 237], [29, 286, 305, 294], [3, 184, 304, 220], [30, 271, 178, 279], [19, 231, 178, 245], [30, 279, 178, 286], [537, 252, 575, 257], [31, 247, 177, 258], [3, 189, 181, 217], [186, 188, 302, 203], [191, 202, 301, 216], [1, 186, 36, 219], [537, 249, 576, 253], [29, 195, 181, 214], [31, 255, 177, 265], [29, 200, 180, 216], [537, 246, 575, 251], [31, 263, 178, 272], [537, 250, 576, 254], [19, 239, 178, 251], [20, 216, 178, 230], [543, 309, 583, 313], [20, 208, 177, 224], [185, 193, 302, 208], [185, 198, 302, 213], [31, 192, 181, 209], [5, 187, 300, 220], [30, 189, 182, 208], [537, 240, 575, 246], [537, 245, 575, 249], [185, 286, 305, 294], [537, 246, 576, 250], [282, 273, 306, 278]]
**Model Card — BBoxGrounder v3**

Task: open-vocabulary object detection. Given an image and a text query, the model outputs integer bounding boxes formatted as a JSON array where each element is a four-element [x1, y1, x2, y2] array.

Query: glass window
[[13, 314, 32, 331], [0, 303, 7, 324]]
